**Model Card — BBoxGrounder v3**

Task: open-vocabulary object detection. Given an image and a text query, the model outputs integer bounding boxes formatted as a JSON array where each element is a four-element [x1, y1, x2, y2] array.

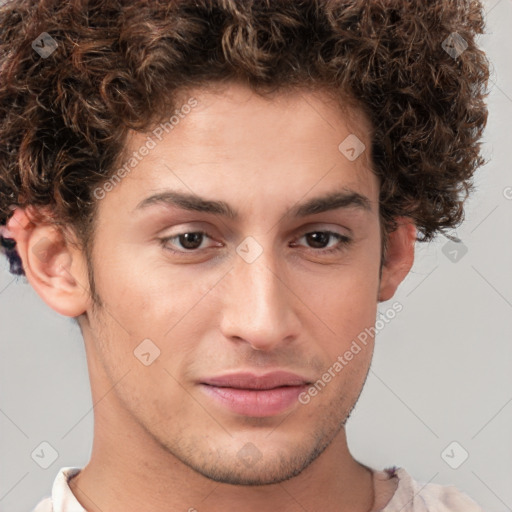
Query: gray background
[[1, 0, 511, 510]]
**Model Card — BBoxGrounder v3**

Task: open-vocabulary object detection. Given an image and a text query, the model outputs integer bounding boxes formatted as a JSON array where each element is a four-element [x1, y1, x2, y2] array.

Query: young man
[[0, 1, 489, 511]]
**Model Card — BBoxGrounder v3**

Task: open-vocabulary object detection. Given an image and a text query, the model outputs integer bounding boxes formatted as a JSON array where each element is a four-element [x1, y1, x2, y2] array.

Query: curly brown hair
[[0, 0, 489, 279]]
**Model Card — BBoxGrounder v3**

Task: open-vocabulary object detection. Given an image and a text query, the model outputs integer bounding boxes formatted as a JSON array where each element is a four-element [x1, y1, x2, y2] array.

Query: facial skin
[[8, 82, 415, 511]]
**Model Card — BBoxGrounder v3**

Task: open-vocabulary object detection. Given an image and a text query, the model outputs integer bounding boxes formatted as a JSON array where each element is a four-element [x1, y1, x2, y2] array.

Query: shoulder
[[381, 466, 485, 512]]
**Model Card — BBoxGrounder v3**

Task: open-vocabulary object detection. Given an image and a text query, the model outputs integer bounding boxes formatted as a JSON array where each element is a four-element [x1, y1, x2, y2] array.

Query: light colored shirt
[[32, 465, 484, 512]]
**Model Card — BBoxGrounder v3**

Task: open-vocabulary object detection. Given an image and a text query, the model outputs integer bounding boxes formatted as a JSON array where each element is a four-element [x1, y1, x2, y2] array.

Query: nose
[[219, 245, 300, 351]]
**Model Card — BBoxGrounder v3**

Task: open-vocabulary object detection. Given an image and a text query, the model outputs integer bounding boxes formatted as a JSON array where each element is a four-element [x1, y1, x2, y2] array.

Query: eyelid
[[289, 222, 352, 242]]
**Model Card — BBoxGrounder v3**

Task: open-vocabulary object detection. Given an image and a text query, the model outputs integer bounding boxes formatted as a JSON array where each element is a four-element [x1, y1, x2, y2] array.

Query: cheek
[[300, 253, 381, 368], [89, 251, 224, 384], [305, 254, 381, 323], [313, 284, 378, 367], [91, 245, 201, 327]]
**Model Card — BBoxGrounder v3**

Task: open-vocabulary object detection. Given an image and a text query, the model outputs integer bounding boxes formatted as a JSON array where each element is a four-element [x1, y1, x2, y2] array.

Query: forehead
[[163, 81, 372, 153], [98, 81, 378, 222]]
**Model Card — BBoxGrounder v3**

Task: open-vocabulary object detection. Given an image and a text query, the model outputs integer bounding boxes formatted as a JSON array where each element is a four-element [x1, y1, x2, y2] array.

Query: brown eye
[[178, 232, 204, 250], [160, 231, 216, 252], [305, 232, 331, 249], [292, 231, 352, 254]]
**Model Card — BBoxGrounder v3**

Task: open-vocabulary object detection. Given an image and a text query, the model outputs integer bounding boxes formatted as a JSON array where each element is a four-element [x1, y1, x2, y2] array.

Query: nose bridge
[[220, 240, 297, 350]]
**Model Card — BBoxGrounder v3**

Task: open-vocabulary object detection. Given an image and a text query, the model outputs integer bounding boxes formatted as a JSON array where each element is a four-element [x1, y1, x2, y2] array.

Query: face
[[19, 81, 409, 486]]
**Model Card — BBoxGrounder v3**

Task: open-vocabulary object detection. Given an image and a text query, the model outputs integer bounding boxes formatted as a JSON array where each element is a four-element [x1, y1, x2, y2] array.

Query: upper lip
[[200, 371, 311, 390]]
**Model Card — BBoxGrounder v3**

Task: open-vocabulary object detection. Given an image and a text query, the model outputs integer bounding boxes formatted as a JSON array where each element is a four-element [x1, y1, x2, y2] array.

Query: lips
[[201, 371, 311, 390], [199, 371, 312, 417]]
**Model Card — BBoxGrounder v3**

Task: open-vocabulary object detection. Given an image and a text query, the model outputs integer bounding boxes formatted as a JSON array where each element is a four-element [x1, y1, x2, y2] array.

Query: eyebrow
[[134, 189, 372, 219]]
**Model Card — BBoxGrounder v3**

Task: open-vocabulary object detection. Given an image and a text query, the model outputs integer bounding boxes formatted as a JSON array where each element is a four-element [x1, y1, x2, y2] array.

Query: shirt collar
[[49, 467, 85, 512]]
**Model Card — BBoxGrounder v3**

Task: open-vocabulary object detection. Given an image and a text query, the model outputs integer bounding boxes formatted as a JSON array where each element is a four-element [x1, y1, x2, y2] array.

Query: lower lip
[[199, 384, 308, 417]]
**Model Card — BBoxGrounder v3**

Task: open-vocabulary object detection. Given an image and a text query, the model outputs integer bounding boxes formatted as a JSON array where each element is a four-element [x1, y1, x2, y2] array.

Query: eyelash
[[159, 230, 352, 255]]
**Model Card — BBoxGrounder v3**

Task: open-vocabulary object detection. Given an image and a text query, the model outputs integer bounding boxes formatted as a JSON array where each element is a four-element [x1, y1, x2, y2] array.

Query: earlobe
[[378, 218, 416, 302], [6, 207, 91, 317]]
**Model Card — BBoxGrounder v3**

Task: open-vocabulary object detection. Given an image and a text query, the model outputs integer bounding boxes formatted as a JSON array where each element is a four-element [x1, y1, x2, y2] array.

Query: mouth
[[199, 371, 312, 417]]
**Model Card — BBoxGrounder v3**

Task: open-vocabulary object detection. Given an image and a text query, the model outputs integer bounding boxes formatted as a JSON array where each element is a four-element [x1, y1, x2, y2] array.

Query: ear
[[378, 218, 416, 302], [6, 207, 92, 317]]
